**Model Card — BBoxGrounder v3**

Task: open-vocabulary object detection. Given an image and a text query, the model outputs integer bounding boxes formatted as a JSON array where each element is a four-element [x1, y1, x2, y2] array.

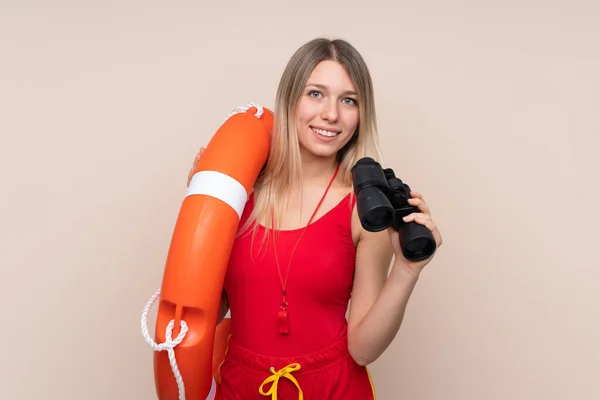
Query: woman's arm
[[347, 228, 420, 366], [347, 191, 442, 366]]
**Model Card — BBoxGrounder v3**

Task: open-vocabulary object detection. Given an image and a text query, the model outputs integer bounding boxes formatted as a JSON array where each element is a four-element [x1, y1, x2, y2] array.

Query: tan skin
[[188, 60, 443, 366]]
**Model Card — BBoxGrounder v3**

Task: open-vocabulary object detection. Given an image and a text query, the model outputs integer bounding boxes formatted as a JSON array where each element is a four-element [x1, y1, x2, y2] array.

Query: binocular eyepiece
[[351, 157, 437, 262]]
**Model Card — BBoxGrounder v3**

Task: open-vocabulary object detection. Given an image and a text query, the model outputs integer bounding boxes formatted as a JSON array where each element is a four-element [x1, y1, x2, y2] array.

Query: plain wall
[[1, 0, 599, 399]]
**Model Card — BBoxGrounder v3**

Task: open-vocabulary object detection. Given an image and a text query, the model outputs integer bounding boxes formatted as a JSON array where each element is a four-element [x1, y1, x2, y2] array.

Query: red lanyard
[[270, 163, 340, 335]]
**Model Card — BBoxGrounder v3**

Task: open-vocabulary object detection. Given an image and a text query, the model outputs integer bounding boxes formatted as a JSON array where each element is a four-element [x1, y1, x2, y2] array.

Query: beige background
[[1, 0, 599, 399]]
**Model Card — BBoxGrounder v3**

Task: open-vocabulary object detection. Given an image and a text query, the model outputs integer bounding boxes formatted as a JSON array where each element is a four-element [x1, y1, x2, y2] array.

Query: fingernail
[[403, 216, 410, 221]]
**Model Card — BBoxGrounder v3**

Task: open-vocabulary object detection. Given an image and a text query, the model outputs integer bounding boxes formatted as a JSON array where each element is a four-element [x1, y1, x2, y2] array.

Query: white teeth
[[312, 127, 339, 137]]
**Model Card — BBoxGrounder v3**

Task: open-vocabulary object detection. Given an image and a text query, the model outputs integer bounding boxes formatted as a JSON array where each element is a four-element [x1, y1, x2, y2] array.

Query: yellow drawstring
[[258, 363, 304, 400]]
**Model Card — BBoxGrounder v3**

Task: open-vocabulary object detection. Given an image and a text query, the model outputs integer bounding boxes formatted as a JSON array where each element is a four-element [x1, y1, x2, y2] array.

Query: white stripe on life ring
[[185, 170, 248, 219]]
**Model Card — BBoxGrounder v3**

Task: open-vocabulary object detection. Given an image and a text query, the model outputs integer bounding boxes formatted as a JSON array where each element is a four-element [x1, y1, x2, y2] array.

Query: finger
[[193, 147, 205, 165], [189, 147, 206, 186], [402, 212, 429, 223], [402, 213, 441, 244], [410, 191, 432, 216], [408, 197, 430, 215], [410, 191, 423, 200]]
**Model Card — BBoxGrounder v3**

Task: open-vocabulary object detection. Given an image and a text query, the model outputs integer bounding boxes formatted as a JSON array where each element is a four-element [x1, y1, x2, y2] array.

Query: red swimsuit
[[218, 192, 377, 399]]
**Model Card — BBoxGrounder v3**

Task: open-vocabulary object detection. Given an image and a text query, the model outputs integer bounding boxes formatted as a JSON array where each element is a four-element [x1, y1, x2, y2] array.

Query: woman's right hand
[[187, 147, 205, 186]]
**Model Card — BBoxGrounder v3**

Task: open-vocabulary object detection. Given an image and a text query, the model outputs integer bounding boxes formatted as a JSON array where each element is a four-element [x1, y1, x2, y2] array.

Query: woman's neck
[[299, 149, 339, 186]]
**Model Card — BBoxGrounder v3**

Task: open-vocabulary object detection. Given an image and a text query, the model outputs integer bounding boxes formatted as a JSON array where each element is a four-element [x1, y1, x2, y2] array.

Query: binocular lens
[[400, 223, 437, 261], [356, 186, 394, 231], [404, 237, 436, 260], [363, 207, 394, 231]]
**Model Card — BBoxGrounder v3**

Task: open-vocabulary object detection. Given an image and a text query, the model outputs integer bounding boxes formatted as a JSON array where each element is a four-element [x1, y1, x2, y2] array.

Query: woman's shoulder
[[329, 184, 361, 245]]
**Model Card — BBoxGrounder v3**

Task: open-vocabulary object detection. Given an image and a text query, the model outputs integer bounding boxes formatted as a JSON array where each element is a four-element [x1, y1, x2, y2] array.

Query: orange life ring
[[141, 103, 272, 399]]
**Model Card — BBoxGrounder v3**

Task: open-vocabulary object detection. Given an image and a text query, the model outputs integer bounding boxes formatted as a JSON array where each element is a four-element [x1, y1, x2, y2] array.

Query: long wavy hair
[[238, 38, 384, 250]]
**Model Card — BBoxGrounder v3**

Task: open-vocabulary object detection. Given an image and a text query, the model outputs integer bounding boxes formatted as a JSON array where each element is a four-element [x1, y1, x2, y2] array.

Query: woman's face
[[295, 60, 359, 160]]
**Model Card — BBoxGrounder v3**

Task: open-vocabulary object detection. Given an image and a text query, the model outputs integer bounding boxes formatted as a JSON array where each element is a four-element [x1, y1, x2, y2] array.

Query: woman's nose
[[321, 101, 339, 122]]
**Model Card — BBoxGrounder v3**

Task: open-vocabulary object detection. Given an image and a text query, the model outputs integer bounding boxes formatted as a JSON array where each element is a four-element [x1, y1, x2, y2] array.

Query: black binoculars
[[351, 157, 437, 262]]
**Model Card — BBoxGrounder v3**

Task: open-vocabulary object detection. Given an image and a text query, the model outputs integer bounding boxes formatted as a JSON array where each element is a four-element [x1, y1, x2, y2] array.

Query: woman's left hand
[[388, 191, 443, 274]]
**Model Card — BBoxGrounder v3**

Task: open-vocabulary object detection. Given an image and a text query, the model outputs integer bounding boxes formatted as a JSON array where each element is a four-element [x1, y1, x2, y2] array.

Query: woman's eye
[[343, 97, 357, 105], [308, 90, 322, 98]]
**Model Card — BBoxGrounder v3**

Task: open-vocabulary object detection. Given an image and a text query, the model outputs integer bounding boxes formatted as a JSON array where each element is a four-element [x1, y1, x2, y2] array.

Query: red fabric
[[224, 192, 357, 355], [218, 327, 375, 400], [221, 191, 375, 398]]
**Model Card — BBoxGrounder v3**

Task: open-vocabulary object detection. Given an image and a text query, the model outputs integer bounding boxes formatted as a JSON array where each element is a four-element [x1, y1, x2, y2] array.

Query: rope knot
[[259, 363, 304, 400], [156, 319, 188, 351], [140, 289, 190, 399]]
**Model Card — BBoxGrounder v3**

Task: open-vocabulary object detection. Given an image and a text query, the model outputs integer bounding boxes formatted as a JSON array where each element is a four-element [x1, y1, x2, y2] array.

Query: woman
[[189, 38, 443, 399]]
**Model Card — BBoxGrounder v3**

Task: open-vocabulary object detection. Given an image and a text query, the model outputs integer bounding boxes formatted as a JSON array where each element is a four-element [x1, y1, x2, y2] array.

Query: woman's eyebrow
[[305, 83, 357, 96]]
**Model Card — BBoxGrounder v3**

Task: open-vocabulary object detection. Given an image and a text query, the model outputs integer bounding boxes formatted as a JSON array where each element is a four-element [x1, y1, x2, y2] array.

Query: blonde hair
[[239, 38, 384, 248]]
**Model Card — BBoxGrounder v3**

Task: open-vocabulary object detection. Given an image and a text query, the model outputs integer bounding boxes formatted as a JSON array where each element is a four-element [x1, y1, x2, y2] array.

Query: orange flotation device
[[141, 103, 272, 400]]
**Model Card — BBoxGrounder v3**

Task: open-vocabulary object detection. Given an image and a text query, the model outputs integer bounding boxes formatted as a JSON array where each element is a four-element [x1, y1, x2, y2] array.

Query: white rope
[[219, 102, 264, 127], [141, 288, 188, 399], [141, 102, 263, 399]]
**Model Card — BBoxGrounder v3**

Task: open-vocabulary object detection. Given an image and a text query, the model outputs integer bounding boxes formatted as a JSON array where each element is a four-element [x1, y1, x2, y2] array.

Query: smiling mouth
[[311, 127, 341, 137]]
